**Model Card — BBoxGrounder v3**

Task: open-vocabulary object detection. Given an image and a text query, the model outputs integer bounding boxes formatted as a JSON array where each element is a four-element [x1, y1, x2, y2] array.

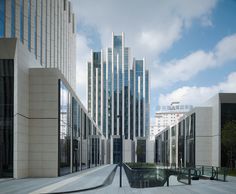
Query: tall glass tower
[[88, 33, 150, 142]]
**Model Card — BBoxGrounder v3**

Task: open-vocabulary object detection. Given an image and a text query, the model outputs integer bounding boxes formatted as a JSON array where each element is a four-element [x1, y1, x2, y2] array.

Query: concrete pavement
[[0, 165, 116, 194], [1, 164, 236, 194]]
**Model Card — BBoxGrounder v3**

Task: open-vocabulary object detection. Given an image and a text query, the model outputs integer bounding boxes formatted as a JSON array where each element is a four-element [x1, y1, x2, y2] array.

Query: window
[[40, 0, 43, 64], [34, 0, 37, 57], [0, 0, 5, 37], [27, 0, 31, 50], [11, 0, 15, 37], [137, 139, 146, 163], [0, 59, 14, 178], [20, 0, 24, 42], [72, 97, 80, 172], [59, 80, 71, 176], [186, 114, 195, 167], [221, 103, 236, 168], [64, 0, 67, 10], [113, 138, 121, 164]]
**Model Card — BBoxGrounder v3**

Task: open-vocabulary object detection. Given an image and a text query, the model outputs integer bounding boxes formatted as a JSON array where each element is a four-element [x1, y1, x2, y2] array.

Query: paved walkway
[[0, 165, 116, 194], [1, 165, 236, 194]]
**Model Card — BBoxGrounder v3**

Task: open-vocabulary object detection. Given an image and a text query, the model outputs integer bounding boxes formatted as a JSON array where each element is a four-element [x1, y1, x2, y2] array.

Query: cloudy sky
[[71, 0, 236, 123]]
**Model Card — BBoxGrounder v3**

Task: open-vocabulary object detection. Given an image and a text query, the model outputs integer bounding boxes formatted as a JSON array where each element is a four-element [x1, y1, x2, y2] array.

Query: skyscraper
[[88, 33, 150, 163], [0, 0, 76, 88], [0, 0, 104, 179]]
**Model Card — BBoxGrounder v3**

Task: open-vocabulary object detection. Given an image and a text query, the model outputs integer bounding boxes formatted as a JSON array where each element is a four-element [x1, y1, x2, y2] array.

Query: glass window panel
[[0, 59, 14, 178], [59, 80, 71, 176], [11, 0, 15, 37], [28, 0, 31, 50], [221, 103, 236, 168], [0, 0, 5, 37], [20, 0, 23, 42]]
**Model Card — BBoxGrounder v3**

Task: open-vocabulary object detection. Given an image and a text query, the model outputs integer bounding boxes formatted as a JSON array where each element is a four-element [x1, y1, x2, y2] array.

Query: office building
[[0, 0, 104, 179], [155, 93, 236, 169], [152, 103, 192, 139], [87, 33, 150, 163]]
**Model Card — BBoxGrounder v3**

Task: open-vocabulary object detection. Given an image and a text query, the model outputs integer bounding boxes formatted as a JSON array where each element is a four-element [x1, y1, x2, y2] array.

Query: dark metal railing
[[123, 163, 192, 188], [124, 163, 228, 189], [196, 165, 228, 181]]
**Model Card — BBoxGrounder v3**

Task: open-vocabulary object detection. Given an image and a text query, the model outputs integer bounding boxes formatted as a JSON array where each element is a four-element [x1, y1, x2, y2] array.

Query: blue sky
[[71, 0, 236, 123]]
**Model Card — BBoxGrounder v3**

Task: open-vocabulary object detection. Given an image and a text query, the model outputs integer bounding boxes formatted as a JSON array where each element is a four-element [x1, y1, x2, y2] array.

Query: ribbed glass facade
[[88, 33, 150, 142]]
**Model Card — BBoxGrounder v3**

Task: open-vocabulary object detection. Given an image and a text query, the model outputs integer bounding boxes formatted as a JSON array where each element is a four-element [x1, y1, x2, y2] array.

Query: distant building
[[150, 124, 158, 141], [87, 33, 150, 163], [155, 93, 236, 169], [153, 103, 193, 138]]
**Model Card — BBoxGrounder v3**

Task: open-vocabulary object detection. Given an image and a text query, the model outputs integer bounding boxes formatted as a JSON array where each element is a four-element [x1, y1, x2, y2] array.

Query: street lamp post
[[117, 115, 122, 187]]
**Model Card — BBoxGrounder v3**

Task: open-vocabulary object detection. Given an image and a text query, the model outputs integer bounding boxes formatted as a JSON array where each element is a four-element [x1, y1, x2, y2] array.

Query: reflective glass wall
[[137, 139, 146, 163], [171, 126, 176, 165], [113, 138, 121, 164], [72, 97, 80, 172], [59, 80, 102, 175], [178, 121, 185, 167], [90, 136, 100, 167], [0, 59, 14, 178], [155, 113, 196, 168], [155, 131, 169, 165], [221, 103, 236, 168], [59, 81, 71, 176], [186, 114, 195, 167]]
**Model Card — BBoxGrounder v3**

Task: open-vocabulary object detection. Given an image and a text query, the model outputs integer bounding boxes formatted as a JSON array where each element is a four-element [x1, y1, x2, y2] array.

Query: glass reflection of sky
[[60, 81, 69, 139]]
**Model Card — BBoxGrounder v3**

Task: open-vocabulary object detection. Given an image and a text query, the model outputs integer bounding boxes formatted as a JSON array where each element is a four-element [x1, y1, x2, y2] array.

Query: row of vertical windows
[[0, 0, 75, 74], [88, 49, 149, 138]]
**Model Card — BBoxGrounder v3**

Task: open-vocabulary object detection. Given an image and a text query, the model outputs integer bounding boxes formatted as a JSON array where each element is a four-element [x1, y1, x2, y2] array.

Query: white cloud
[[76, 34, 91, 107], [71, 0, 217, 59], [158, 72, 236, 106], [153, 33, 236, 88], [71, 0, 219, 106]]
